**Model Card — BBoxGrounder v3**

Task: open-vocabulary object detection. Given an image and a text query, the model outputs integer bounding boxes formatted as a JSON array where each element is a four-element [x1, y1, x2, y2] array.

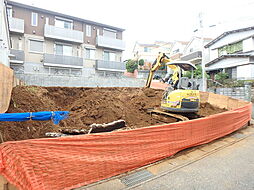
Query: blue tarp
[[0, 111, 69, 124]]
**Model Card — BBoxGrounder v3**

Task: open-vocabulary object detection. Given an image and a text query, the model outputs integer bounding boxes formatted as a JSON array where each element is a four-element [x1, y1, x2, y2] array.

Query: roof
[[206, 52, 254, 66], [6, 0, 125, 32], [205, 26, 254, 48]]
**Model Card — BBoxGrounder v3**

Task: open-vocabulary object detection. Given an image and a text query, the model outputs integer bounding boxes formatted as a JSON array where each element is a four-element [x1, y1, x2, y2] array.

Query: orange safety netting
[[0, 95, 252, 190]]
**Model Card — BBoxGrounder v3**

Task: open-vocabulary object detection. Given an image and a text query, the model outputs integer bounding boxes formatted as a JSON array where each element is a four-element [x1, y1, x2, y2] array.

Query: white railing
[[44, 25, 84, 43], [9, 17, 24, 33], [96, 35, 125, 51]]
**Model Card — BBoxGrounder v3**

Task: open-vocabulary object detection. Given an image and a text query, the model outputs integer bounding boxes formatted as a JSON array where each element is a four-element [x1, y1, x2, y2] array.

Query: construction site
[[0, 0, 254, 189], [0, 60, 253, 190]]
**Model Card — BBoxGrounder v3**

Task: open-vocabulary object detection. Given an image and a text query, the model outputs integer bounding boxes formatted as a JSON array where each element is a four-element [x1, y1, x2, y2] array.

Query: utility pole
[[199, 12, 207, 91]]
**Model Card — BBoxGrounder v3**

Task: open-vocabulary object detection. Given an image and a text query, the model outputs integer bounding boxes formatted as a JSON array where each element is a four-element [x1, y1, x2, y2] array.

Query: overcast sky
[[14, 0, 254, 58]]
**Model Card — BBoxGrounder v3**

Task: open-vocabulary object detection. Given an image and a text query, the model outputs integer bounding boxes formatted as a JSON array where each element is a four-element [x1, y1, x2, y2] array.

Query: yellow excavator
[[146, 52, 200, 121]]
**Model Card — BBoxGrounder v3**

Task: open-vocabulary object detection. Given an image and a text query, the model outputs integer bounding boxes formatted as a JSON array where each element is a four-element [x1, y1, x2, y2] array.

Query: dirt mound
[[0, 86, 227, 142]]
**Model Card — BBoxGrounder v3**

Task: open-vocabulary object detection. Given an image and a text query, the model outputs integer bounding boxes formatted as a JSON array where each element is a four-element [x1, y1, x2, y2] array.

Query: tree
[[125, 59, 138, 73], [138, 59, 144, 66]]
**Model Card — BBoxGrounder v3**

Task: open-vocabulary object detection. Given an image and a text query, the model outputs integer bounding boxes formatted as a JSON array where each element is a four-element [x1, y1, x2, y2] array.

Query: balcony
[[43, 54, 83, 68], [9, 17, 24, 33], [96, 36, 125, 51], [10, 49, 24, 64], [44, 25, 84, 43], [181, 51, 202, 63], [95, 60, 126, 72]]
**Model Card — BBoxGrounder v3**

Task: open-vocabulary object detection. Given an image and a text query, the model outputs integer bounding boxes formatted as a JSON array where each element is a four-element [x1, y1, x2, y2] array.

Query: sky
[[13, 0, 254, 59]]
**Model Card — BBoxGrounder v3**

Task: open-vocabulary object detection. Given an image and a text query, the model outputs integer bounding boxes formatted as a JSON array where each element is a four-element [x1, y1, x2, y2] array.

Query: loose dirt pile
[[0, 86, 227, 142]]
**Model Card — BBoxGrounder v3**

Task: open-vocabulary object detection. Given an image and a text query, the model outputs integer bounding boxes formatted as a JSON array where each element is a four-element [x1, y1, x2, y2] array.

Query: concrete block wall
[[15, 72, 146, 87]]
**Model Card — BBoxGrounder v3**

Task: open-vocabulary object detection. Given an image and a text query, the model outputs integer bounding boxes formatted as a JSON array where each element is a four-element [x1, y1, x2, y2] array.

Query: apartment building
[[0, 0, 10, 67], [7, 0, 125, 78]]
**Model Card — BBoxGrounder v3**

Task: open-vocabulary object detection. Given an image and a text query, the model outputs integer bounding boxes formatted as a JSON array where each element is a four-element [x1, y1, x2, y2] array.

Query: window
[[104, 51, 116, 61], [7, 6, 12, 17], [29, 39, 43, 53], [31, 12, 38, 26], [86, 25, 92, 37], [144, 47, 148, 52], [55, 18, 73, 29], [85, 49, 95, 59], [218, 41, 243, 56], [55, 44, 72, 56], [103, 29, 116, 38]]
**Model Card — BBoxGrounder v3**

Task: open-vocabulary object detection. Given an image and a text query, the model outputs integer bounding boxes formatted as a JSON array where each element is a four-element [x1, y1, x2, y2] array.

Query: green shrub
[[138, 59, 144, 66], [215, 72, 229, 81], [126, 59, 138, 73]]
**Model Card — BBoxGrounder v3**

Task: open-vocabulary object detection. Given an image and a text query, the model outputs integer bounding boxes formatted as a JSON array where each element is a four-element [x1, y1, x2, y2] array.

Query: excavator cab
[[161, 61, 200, 113], [146, 53, 200, 120]]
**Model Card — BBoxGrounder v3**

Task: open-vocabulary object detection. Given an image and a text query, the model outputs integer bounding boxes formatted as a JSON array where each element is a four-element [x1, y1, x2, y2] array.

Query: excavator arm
[[145, 52, 171, 88]]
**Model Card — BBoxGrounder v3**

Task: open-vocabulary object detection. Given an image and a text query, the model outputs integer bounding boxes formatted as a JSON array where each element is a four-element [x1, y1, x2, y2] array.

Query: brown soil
[[0, 86, 227, 142]]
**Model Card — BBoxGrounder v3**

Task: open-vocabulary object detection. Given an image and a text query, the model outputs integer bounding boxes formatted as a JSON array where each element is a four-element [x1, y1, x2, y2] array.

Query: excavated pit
[[0, 86, 227, 142]]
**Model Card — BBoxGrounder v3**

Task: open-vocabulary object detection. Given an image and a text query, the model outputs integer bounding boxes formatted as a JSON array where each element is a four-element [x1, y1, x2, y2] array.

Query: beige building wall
[[24, 34, 44, 63]]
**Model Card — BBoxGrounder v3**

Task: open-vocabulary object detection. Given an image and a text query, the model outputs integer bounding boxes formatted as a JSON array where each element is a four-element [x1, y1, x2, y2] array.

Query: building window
[[104, 51, 116, 61], [55, 17, 73, 29], [6, 6, 12, 17], [31, 12, 38, 26], [29, 39, 43, 53], [144, 47, 148, 52], [85, 49, 95, 59], [103, 29, 116, 38], [218, 41, 243, 56], [55, 44, 72, 56], [86, 25, 92, 37]]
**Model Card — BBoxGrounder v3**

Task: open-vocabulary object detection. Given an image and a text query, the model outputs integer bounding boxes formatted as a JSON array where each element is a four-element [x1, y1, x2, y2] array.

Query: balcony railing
[[95, 60, 126, 72], [43, 54, 83, 68], [181, 51, 202, 61], [9, 17, 24, 33], [10, 49, 24, 63], [44, 25, 84, 43], [96, 36, 125, 51]]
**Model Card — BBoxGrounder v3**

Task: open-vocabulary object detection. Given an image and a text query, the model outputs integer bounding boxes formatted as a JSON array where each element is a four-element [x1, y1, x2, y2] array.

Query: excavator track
[[148, 109, 189, 122]]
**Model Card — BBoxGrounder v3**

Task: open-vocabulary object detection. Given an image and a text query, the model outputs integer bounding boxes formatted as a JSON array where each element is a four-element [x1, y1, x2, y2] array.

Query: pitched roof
[[7, 0, 125, 31], [204, 26, 254, 48]]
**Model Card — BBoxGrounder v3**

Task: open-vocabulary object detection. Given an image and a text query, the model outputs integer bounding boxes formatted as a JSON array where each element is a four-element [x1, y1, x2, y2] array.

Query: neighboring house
[[205, 26, 254, 80], [181, 37, 212, 65], [169, 41, 189, 61], [6, 0, 125, 77], [133, 41, 172, 69], [0, 0, 10, 67]]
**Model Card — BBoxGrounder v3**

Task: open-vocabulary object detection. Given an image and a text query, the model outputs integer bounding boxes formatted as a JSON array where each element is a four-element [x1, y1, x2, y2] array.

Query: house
[[133, 41, 172, 69], [181, 37, 212, 65], [0, 0, 10, 67], [205, 26, 254, 80], [169, 41, 189, 61], [6, 0, 125, 78]]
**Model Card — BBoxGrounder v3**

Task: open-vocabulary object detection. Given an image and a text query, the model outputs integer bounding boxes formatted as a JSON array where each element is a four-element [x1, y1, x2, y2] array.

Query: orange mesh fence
[[0, 93, 252, 190]]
